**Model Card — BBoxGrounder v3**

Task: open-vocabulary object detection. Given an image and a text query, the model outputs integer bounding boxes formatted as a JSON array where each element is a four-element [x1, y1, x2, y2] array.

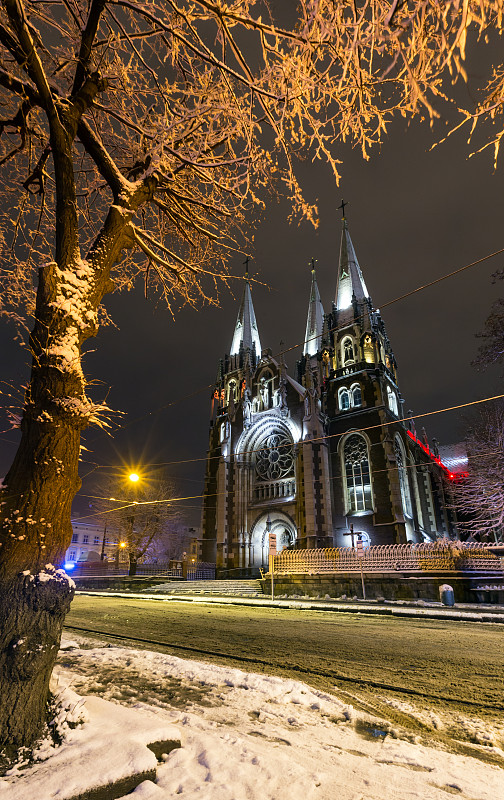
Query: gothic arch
[[235, 412, 301, 462], [394, 434, 413, 519], [339, 430, 374, 515], [248, 510, 297, 568], [341, 336, 355, 365]]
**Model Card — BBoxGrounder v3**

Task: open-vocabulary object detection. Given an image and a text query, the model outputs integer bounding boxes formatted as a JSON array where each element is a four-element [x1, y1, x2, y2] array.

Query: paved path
[[66, 593, 504, 741]]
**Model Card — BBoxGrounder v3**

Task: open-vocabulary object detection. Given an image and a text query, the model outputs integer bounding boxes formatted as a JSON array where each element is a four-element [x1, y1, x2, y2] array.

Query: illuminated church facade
[[202, 216, 457, 572]]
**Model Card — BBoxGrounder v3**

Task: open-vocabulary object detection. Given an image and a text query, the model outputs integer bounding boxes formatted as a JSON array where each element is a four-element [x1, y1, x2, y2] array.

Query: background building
[[65, 519, 121, 565], [202, 215, 458, 573]]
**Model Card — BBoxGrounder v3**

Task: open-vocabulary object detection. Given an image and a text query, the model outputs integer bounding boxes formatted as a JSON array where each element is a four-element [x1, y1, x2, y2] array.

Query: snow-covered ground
[[1, 635, 503, 800]]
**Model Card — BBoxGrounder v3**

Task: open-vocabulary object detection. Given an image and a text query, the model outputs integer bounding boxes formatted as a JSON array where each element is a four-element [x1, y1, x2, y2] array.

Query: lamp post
[[115, 540, 127, 571], [126, 471, 140, 576], [266, 513, 276, 601]]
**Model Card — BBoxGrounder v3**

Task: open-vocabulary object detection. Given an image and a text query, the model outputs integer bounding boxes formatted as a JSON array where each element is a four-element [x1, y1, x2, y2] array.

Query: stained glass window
[[339, 388, 350, 410], [255, 431, 294, 481], [395, 437, 413, 518], [344, 434, 372, 512]]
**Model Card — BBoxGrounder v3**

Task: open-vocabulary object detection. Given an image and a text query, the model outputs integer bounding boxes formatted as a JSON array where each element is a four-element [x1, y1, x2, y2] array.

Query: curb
[[74, 590, 504, 623]]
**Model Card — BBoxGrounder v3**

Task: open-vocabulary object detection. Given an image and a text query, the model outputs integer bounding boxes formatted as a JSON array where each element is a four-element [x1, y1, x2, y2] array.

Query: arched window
[[363, 335, 374, 364], [394, 436, 413, 518], [227, 380, 237, 403], [255, 429, 294, 482], [387, 385, 398, 416], [343, 434, 373, 513], [339, 387, 350, 411], [351, 383, 362, 408], [342, 337, 354, 364]]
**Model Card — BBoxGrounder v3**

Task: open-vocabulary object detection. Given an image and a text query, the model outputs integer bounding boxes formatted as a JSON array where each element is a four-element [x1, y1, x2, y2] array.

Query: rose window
[[255, 432, 294, 481]]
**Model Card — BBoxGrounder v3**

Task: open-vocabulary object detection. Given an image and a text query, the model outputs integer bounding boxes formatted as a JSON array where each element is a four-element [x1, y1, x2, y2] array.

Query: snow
[[35, 564, 76, 590], [2, 636, 501, 800]]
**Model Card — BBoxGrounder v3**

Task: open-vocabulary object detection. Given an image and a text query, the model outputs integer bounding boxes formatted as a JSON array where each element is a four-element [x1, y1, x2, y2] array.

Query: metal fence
[[69, 562, 215, 579], [272, 542, 503, 575], [187, 562, 216, 580]]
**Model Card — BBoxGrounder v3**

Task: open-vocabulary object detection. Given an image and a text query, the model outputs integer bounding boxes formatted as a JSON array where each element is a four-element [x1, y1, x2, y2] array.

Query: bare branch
[[72, 0, 107, 94]]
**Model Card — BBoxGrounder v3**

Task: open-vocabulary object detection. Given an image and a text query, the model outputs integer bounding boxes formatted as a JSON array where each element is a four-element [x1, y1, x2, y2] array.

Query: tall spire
[[230, 264, 261, 356], [304, 259, 324, 356], [335, 214, 370, 312]]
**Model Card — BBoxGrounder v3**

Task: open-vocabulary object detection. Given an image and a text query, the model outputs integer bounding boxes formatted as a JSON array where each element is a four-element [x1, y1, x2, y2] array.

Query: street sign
[[269, 532, 277, 555]]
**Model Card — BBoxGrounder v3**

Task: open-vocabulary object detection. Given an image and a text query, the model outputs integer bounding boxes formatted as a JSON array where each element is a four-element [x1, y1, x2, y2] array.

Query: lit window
[[395, 436, 413, 518], [343, 434, 373, 513], [227, 381, 237, 403], [363, 335, 374, 364], [351, 384, 362, 408], [338, 387, 350, 411], [255, 429, 294, 482], [342, 337, 354, 364], [387, 385, 398, 416]]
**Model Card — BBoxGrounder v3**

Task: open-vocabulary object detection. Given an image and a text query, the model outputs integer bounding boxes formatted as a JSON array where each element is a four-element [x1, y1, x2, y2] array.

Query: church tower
[[202, 210, 457, 574], [297, 212, 453, 546]]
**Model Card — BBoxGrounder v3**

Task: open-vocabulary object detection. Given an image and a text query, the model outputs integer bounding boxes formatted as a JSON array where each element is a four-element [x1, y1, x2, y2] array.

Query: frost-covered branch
[[451, 401, 504, 540]]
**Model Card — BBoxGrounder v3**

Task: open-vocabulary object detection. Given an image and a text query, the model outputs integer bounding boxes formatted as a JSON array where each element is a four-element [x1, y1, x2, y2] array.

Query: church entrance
[[248, 512, 297, 568]]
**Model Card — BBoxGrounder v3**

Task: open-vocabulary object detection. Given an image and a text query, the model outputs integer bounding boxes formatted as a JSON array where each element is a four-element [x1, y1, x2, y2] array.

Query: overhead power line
[[79, 240, 504, 440], [75, 391, 504, 474], [72, 447, 500, 520]]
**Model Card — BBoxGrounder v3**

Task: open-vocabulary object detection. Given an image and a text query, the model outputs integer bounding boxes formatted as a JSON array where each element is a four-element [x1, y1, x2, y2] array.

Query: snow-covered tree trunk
[[0, 193, 139, 751]]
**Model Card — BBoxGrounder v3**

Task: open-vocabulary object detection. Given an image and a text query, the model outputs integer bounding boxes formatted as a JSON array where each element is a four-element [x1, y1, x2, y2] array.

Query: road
[[65, 594, 504, 743]]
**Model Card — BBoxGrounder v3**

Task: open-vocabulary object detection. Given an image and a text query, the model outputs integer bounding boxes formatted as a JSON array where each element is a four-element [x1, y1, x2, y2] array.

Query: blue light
[[64, 561, 76, 571]]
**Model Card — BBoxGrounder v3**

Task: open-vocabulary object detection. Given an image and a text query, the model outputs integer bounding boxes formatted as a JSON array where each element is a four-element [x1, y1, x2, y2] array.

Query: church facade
[[202, 217, 457, 572]]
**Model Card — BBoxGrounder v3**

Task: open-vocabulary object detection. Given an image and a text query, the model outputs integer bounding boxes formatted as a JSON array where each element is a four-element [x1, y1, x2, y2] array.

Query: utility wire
[[80, 241, 504, 439], [72, 447, 500, 519], [76, 391, 504, 473], [67, 393, 504, 519]]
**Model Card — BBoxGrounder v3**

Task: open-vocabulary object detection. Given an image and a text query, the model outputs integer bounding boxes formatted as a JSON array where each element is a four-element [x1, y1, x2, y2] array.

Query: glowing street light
[[128, 473, 140, 482]]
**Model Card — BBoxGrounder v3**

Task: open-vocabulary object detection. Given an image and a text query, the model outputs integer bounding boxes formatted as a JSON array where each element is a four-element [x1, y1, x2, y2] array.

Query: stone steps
[[151, 579, 263, 596]]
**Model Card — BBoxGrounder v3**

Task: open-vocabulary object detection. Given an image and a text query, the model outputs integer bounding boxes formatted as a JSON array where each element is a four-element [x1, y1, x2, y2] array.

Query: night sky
[[1, 110, 503, 527]]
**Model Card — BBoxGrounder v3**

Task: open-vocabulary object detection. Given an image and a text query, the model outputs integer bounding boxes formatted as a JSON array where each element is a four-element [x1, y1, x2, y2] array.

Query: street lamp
[[126, 471, 141, 576], [115, 540, 127, 570]]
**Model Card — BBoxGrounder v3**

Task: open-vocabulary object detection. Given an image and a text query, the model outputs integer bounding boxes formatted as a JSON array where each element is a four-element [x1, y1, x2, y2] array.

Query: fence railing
[[187, 562, 216, 580], [70, 563, 184, 578], [272, 542, 503, 575]]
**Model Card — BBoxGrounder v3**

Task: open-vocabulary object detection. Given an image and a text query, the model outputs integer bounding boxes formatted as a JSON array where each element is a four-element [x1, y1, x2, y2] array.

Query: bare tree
[[474, 273, 504, 370], [147, 521, 194, 564], [1, 0, 504, 758], [96, 475, 179, 575], [452, 402, 504, 541]]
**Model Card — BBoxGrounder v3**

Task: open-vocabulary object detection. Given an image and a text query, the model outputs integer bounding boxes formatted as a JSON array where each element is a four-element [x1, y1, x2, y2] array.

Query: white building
[[65, 519, 122, 565]]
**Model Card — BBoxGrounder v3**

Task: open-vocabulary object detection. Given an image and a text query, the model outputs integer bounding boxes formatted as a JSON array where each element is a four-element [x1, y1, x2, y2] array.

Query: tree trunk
[[0, 570, 74, 764], [128, 554, 138, 577], [0, 329, 83, 757]]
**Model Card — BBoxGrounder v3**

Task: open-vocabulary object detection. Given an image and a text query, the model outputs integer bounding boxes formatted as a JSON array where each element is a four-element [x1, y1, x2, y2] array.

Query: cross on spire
[[243, 256, 251, 279], [337, 199, 349, 219], [310, 257, 317, 271]]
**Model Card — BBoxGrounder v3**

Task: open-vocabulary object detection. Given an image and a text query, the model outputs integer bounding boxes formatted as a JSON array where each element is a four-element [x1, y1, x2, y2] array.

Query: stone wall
[[261, 572, 492, 603], [73, 576, 182, 592]]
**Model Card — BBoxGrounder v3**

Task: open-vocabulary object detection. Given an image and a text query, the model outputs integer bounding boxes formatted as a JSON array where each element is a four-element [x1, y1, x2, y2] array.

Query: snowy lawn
[[1, 635, 502, 800]]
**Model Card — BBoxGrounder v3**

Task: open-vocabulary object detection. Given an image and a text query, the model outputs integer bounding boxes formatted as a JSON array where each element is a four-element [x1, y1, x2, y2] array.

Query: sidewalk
[[75, 589, 504, 623]]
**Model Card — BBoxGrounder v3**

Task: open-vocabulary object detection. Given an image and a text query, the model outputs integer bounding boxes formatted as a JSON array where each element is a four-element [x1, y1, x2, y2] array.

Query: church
[[201, 214, 458, 573]]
